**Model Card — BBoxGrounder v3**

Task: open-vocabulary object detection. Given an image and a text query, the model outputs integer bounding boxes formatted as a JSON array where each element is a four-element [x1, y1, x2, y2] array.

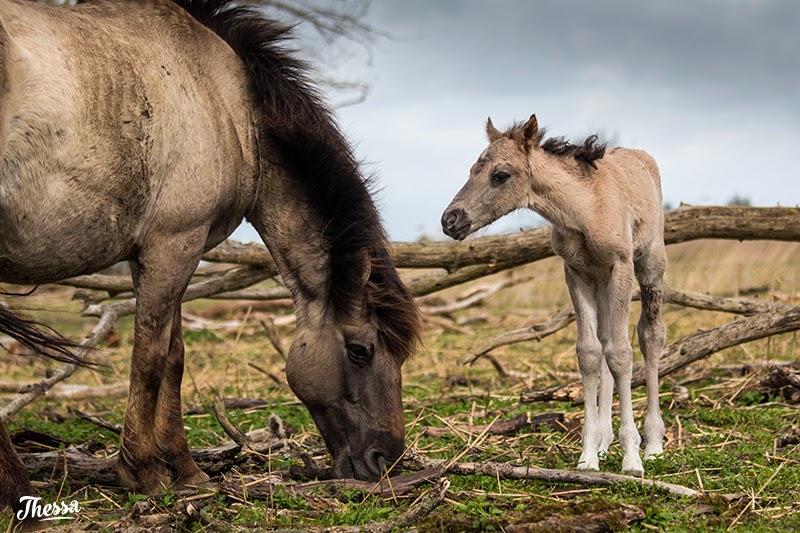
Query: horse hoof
[[117, 463, 171, 495], [622, 458, 644, 477], [174, 469, 211, 489]]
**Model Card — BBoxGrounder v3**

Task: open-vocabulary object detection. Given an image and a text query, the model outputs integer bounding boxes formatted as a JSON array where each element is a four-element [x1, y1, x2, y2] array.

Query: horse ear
[[521, 114, 539, 150], [486, 117, 501, 142]]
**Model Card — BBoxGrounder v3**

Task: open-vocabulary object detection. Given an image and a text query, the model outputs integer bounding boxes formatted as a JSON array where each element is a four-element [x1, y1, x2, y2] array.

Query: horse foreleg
[[565, 266, 603, 472], [117, 232, 206, 494], [155, 305, 208, 487], [597, 358, 614, 457], [600, 260, 642, 476]]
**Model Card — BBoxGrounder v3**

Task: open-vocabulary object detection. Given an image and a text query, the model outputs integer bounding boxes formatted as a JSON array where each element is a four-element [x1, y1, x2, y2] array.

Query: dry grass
[[1, 239, 799, 531]]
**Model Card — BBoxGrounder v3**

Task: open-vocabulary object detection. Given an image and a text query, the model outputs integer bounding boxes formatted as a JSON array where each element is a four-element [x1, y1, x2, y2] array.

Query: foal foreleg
[[565, 267, 603, 471], [600, 261, 642, 475]]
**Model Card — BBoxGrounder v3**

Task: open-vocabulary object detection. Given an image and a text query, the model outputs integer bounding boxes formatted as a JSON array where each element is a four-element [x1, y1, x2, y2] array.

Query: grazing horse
[[0, 0, 421, 516], [442, 115, 666, 475]]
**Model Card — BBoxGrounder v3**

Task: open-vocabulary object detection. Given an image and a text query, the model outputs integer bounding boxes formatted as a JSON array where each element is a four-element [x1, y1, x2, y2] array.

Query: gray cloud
[[233, 0, 800, 243]]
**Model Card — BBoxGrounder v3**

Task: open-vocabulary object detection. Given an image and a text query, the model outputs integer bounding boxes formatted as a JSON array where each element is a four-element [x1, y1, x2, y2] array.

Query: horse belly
[[0, 188, 136, 284]]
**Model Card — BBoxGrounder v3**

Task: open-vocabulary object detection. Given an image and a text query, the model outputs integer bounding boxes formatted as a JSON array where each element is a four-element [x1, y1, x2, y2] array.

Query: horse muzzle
[[441, 208, 472, 241]]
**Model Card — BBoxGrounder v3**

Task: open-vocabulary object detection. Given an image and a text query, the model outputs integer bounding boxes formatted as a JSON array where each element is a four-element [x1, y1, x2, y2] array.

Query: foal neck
[[526, 151, 595, 235]]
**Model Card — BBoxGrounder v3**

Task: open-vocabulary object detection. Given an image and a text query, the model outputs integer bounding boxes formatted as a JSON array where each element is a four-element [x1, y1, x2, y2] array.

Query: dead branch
[[522, 305, 800, 404], [20, 434, 292, 488], [220, 467, 443, 502], [185, 397, 273, 416], [506, 504, 645, 532], [260, 319, 287, 360], [82, 265, 275, 318], [198, 207, 800, 274], [418, 272, 536, 315], [71, 408, 122, 434], [211, 396, 252, 449], [664, 287, 791, 316], [403, 450, 699, 498], [464, 309, 575, 365]]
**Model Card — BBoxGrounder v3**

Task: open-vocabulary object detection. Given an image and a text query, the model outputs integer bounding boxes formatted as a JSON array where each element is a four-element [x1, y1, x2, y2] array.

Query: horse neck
[[526, 151, 595, 234], [250, 167, 335, 329]]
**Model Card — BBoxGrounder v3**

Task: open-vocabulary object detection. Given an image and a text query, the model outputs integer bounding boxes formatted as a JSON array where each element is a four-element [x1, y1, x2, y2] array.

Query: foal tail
[[0, 297, 90, 367]]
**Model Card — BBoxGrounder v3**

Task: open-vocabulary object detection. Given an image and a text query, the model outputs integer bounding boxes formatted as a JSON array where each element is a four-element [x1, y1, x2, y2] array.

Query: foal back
[[0, 0, 259, 284]]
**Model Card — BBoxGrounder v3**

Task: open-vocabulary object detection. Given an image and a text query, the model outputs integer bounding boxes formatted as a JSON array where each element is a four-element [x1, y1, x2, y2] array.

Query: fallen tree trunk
[[195, 206, 800, 272]]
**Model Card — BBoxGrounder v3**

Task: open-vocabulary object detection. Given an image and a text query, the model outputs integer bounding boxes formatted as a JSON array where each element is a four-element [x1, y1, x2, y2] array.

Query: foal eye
[[346, 343, 373, 366], [492, 171, 510, 185]]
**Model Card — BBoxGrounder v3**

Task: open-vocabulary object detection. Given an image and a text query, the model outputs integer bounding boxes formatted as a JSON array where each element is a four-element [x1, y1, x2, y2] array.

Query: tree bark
[[196, 206, 800, 272]]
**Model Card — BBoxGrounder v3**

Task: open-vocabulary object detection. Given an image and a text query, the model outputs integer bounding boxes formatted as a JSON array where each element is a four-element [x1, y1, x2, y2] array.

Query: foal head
[[442, 115, 541, 240], [441, 114, 605, 240]]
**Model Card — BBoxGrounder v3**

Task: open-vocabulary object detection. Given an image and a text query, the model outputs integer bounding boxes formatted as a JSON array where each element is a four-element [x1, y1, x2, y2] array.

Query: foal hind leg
[[117, 232, 207, 494], [564, 266, 604, 471], [635, 247, 667, 461]]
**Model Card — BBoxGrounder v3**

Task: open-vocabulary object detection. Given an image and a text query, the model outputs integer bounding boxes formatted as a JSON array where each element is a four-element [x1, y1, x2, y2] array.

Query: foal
[[442, 115, 666, 475]]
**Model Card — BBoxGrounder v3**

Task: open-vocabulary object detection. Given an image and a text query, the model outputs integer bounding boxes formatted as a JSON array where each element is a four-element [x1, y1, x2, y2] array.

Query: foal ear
[[521, 114, 539, 150], [486, 117, 502, 142]]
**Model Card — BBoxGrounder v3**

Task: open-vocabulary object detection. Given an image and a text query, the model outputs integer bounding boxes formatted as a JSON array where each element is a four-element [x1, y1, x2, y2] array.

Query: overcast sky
[[233, 0, 799, 243]]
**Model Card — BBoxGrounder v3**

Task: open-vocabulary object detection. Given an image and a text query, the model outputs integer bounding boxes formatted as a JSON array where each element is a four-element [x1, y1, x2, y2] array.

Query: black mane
[[172, 0, 421, 360], [507, 123, 607, 170]]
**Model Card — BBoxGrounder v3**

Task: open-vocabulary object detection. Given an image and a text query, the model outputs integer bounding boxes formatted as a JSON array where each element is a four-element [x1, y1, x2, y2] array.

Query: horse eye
[[492, 171, 510, 185], [346, 343, 373, 366]]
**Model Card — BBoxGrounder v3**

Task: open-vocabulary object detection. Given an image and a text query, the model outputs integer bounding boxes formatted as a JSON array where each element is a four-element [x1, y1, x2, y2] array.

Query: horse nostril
[[442, 209, 463, 231], [365, 448, 394, 477]]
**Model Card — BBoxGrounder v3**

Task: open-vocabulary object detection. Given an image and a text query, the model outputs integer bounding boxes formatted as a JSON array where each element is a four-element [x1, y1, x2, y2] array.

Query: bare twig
[[403, 451, 699, 498], [260, 319, 287, 360], [70, 408, 122, 434], [211, 397, 252, 449], [464, 309, 575, 365]]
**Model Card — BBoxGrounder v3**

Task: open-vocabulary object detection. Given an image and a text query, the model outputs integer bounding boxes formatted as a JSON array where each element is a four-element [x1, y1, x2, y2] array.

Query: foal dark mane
[[508, 123, 607, 170], [173, 0, 421, 360]]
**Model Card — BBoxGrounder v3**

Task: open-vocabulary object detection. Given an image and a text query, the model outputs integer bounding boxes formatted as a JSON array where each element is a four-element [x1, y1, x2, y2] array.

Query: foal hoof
[[622, 458, 644, 477]]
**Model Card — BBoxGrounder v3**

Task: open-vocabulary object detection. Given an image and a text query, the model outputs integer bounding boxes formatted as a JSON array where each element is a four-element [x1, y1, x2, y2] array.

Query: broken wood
[[402, 451, 699, 497], [464, 309, 575, 364], [505, 503, 645, 532], [211, 396, 252, 449], [219, 467, 443, 501], [71, 408, 122, 434]]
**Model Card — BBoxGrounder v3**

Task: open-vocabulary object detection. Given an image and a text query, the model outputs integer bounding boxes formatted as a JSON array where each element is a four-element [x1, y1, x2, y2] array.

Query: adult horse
[[0, 0, 421, 515]]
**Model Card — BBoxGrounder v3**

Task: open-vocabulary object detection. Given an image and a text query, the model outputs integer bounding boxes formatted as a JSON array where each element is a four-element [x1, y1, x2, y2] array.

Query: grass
[[1, 239, 799, 531]]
